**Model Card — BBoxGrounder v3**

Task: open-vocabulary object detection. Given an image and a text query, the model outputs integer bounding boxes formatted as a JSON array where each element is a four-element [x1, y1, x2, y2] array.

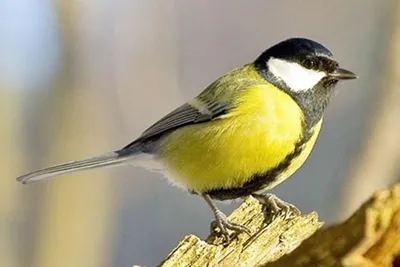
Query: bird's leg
[[201, 194, 251, 243], [252, 193, 301, 220]]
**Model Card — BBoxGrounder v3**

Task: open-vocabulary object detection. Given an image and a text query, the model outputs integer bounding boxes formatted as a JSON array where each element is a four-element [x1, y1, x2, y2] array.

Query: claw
[[252, 193, 301, 220], [211, 209, 251, 242], [203, 194, 251, 243]]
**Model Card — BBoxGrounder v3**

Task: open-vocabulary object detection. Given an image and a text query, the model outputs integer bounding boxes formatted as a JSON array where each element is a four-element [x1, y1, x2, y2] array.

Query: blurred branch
[[32, 1, 115, 267], [0, 90, 25, 267], [157, 184, 400, 267], [339, 0, 400, 218], [267, 184, 400, 267]]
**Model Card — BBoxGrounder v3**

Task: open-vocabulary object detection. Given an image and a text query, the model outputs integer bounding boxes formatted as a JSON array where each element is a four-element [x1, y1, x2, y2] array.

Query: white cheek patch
[[267, 57, 326, 92]]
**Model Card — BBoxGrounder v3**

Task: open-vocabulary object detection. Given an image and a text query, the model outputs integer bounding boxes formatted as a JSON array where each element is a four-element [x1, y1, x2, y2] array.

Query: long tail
[[16, 150, 137, 184]]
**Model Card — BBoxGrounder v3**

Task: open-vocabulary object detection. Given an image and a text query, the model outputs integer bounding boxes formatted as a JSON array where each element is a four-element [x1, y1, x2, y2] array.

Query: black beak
[[329, 68, 358, 80]]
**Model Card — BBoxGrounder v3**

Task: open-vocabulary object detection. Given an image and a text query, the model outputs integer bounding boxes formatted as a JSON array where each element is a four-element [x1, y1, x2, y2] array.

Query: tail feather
[[16, 151, 134, 184]]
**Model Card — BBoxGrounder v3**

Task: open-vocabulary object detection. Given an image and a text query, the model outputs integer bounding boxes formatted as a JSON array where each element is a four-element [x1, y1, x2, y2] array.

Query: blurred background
[[1, 0, 399, 266]]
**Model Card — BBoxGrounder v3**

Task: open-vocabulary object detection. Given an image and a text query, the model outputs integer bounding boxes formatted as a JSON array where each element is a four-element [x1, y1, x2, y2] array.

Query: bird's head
[[255, 38, 358, 125]]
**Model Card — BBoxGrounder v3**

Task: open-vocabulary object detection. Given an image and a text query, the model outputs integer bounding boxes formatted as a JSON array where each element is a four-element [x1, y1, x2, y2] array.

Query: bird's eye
[[303, 59, 315, 69]]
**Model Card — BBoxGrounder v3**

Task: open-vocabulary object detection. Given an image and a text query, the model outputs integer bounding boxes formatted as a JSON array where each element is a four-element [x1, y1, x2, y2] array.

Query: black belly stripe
[[198, 62, 336, 200], [198, 63, 333, 200], [204, 127, 313, 200]]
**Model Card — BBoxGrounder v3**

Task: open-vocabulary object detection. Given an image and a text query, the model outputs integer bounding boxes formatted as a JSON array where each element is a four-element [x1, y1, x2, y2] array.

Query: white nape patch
[[267, 57, 326, 92]]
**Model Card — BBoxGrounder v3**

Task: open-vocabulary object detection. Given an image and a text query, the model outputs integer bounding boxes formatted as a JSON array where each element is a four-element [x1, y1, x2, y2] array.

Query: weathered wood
[[266, 184, 400, 267], [157, 184, 400, 267], [159, 197, 322, 267]]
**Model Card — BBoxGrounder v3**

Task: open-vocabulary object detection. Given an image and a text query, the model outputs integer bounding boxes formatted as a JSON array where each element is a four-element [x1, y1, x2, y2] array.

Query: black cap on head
[[256, 38, 334, 62], [255, 38, 339, 75]]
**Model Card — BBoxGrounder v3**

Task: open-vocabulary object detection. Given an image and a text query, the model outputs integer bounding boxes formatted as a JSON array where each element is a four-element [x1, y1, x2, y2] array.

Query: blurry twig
[[31, 1, 115, 266], [266, 184, 400, 267]]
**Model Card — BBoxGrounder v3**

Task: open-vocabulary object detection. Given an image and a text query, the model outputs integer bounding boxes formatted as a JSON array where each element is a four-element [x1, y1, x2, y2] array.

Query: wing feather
[[123, 100, 228, 149], [122, 64, 259, 150]]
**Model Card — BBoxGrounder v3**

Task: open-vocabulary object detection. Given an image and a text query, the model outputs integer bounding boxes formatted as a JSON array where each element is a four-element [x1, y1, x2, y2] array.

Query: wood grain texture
[[267, 184, 400, 267], [159, 196, 322, 267], [156, 184, 400, 267]]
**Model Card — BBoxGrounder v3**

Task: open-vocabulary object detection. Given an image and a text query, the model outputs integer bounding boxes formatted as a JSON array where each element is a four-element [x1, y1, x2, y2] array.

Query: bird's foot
[[210, 209, 251, 244], [252, 193, 301, 220], [202, 193, 250, 244]]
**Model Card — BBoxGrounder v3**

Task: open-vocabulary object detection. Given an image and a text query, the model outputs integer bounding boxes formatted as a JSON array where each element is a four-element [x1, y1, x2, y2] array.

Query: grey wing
[[122, 99, 228, 149]]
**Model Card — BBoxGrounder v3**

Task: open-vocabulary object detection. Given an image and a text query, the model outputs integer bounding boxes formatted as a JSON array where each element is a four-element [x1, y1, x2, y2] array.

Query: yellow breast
[[260, 119, 322, 192], [159, 84, 308, 193]]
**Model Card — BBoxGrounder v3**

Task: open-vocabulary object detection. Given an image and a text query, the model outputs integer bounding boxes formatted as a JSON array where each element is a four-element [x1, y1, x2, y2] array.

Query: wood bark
[[157, 184, 400, 267]]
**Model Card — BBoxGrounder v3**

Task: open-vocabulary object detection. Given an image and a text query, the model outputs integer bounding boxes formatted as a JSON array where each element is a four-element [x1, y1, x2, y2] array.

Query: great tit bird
[[17, 38, 357, 241]]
